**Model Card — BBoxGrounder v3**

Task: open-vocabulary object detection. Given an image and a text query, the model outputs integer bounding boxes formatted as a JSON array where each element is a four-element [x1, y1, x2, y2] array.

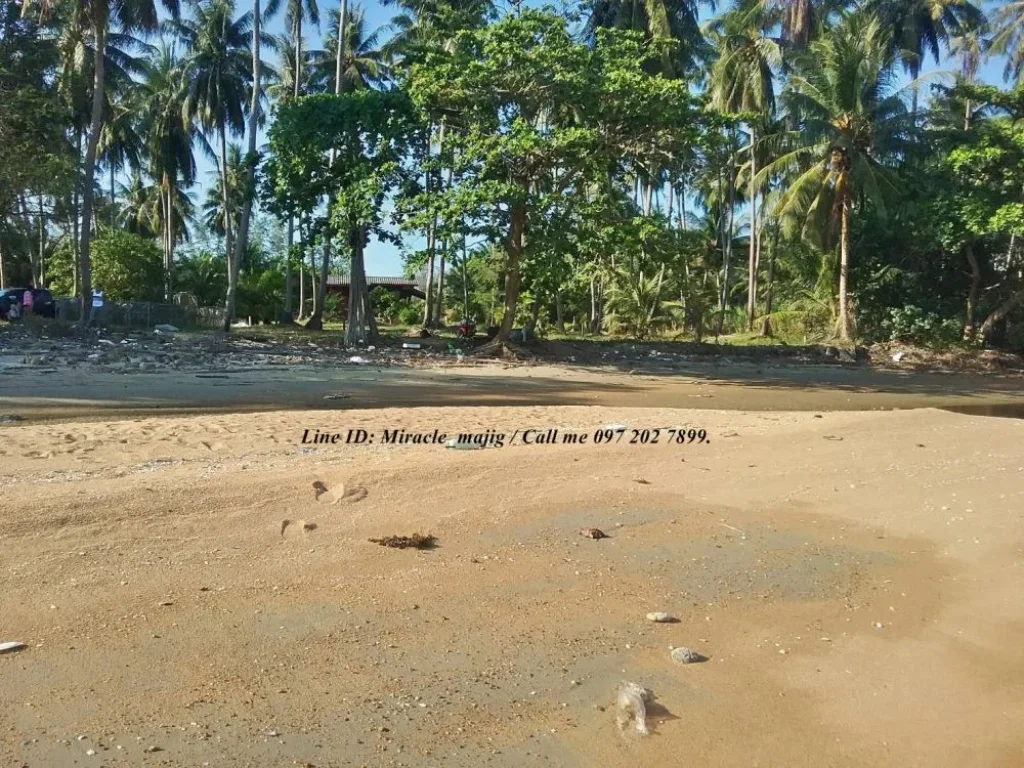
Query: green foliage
[[48, 231, 164, 301], [879, 305, 963, 346]]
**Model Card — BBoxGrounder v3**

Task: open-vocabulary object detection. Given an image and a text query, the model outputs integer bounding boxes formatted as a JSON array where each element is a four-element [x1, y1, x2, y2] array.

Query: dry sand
[[2, 402, 1023, 767]]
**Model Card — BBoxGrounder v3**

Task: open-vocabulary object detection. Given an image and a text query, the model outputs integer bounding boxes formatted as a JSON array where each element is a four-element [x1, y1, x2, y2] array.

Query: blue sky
[[178, 0, 1016, 276]]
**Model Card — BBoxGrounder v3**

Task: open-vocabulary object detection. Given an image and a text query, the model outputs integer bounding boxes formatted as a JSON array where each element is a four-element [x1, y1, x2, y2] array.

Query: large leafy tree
[[407, 11, 700, 344], [265, 89, 420, 342], [763, 10, 913, 340]]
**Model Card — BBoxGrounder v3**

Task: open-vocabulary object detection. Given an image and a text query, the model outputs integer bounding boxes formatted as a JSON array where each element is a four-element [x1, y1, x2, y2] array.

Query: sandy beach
[[2, 397, 1023, 767]]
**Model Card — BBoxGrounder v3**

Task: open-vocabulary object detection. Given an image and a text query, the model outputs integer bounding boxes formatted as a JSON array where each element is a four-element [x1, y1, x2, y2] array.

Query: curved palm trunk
[[226, 0, 262, 332], [79, 23, 106, 326]]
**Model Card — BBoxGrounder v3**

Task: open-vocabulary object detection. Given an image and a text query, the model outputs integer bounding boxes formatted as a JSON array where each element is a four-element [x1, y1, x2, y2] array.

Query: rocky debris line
[[0, 325, 488, 374], [867, 341, 1024, 374], [532, 338, 1024, 374]]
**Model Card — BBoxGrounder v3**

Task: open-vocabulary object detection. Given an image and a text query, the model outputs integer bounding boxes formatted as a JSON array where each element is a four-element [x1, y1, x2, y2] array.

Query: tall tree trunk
[[225, 0, 262, 331], [461, 235, 470, 322], [334, 0, 348, 91], [679, 180, 687, 231], [0, 240, 5, 288], [307, 237, 330, 330], [283, 15, 302, 324], [109, 164, 115, 229], [589, 275, 598, 334], [717, 142, 736, 337], [284, 218, 294, 321], [963, 239, 981, 340], [294, 16, 303, 100], [555, 288, 565, 333], [309, 246, 319, 319], [38, 195, 45, 286], [298, 247, 306, 318], [525, 289, 541, 336], [79, 22, 106, 326], [746, 126, 758, 331], [218, 126, 234, 269], [434, 242, 446, 326], [432, 165, 454, 327], [837, 198, 852, 341], [73, 131, 81, 299], [422, 222, 436, 326], [760, 221, 779, 337], [166, 186, 175, 300], [346, 224, 377, 344], [495, 198, 526, 343]]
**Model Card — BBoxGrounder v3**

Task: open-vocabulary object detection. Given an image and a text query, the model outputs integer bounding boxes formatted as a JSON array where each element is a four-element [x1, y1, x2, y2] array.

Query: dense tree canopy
[[3, 0, 1024, 349]]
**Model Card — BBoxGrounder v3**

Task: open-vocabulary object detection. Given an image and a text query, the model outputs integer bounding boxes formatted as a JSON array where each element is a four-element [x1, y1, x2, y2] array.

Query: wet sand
[[2, 360, 1023, 422], [1, 405, 1023, 767]]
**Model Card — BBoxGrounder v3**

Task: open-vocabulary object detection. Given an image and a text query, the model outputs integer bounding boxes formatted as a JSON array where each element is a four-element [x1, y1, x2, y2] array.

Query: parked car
[[0, 287, 56, 319]]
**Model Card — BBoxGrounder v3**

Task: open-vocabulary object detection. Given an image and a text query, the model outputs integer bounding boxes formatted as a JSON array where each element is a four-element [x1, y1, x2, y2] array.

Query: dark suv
[[0, 287, 57, 319]]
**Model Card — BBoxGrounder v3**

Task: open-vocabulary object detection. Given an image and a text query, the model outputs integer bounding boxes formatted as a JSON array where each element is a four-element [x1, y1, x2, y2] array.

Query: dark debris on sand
[[369, 533, 437, 550]]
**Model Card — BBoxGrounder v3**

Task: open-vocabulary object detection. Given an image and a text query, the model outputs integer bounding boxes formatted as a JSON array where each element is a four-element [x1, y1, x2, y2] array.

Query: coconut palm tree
[[52, 12, 151, 304], [171, 0, 252, 268], [761, 11, 914, 341], [139, 42, 203, 297], [863, 0, 984, 118], [585, 0, 708, 76], [228, 0, 280, 330], [989, 0, 1024, 85], [117, 172, 195, 246], [313, 4, 389, 92], [284, 0, 318, 99], [24, 0, 179, 323], [708, 0, 783, 329], [98, 89, 145, 227], [202, 143, 245, 240]]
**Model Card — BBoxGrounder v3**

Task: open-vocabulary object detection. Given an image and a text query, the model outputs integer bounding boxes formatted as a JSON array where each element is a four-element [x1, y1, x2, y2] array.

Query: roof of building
[[326, 275, 420, 288]]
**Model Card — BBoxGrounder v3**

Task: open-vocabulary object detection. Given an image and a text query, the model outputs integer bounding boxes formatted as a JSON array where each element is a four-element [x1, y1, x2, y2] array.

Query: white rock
[[646, 612, 676, 623]]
